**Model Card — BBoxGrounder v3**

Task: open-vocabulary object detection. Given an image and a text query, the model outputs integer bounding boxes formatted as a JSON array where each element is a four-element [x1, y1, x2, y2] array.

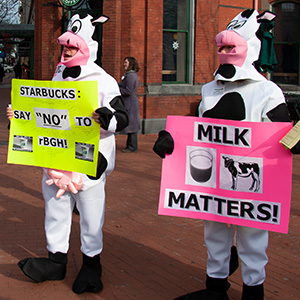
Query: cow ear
[[92, 15, 109, 25], [257, 11, 277, 22]]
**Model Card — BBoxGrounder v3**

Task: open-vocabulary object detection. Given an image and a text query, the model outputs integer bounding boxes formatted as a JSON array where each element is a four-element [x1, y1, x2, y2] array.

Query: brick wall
[[34, 0, 62, 80], [143, 95, 201, 118], [194, 0, 220, 84], [102, 0, 122, 79]]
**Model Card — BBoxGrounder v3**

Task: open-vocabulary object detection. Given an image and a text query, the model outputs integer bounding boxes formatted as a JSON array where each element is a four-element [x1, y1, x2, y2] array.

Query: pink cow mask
[[213, 9, 276, 81], [215, 30, 248, 67], [57, 14, 109, 68]]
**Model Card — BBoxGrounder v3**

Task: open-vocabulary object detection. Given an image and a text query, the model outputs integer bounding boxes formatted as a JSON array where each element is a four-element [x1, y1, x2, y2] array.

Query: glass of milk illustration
[[189, 149, 213, 182]]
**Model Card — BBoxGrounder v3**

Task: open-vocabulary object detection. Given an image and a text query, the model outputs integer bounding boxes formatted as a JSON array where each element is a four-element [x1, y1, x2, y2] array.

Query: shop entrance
[[0, 24, 34, 79]]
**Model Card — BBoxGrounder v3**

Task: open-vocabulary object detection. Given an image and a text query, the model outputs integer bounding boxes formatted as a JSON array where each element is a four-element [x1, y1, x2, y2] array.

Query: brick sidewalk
[[1, 70, 14, 87], [0, 87, 299, 299]]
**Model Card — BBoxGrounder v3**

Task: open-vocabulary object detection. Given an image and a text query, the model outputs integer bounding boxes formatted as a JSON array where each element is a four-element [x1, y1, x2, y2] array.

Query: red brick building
[[34, 0, 300, 133]]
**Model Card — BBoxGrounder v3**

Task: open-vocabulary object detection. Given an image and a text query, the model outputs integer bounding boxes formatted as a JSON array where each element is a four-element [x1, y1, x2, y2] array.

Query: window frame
[[271, 0, 300, 85], [162, 0, 194, 85]]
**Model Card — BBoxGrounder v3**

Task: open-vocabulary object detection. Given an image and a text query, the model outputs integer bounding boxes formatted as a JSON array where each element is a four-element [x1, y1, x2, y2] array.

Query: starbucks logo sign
[[59, 0, 84, 8]]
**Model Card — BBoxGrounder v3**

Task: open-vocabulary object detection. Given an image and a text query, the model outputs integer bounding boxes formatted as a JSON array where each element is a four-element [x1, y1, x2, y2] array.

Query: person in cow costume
[[154, 9, 300, 300], [10, 13, 129, 294]]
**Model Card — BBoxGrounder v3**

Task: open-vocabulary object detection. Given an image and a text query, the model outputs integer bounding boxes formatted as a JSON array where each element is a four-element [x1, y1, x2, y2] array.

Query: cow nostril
[[67, 39, 70, 44]]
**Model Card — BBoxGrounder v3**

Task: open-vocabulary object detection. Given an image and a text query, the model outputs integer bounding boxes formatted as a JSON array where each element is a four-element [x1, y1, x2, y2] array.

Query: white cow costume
[[154, 9, 299, 300], [17, 13, 129, 294]]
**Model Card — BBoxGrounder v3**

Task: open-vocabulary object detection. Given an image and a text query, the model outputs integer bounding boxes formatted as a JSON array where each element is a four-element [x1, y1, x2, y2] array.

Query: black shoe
[[242, 283, 264, 300], [18, 252, 67, 282], [174, 276, 230, 300], [72, 254, 103, 294], [122, 148, 137, 153]]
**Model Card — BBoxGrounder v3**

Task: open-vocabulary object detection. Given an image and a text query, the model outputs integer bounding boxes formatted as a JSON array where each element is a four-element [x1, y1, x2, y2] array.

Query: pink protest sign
[[158, 116, 293, 233]]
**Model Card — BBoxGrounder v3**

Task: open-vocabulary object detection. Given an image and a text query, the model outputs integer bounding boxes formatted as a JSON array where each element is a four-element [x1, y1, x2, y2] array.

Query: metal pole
[[253, 0, 258, 10]]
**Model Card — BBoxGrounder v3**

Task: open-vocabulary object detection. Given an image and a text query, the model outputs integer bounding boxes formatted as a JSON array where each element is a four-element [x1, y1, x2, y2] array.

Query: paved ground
[[0, 74, 299, 299]]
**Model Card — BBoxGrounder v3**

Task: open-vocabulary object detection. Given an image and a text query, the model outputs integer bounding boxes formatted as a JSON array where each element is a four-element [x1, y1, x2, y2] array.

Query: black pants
[[126, 132, 138, 151]]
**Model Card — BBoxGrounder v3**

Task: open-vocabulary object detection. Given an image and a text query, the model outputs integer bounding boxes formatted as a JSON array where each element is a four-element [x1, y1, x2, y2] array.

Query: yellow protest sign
[[7, 79, 100, 176]]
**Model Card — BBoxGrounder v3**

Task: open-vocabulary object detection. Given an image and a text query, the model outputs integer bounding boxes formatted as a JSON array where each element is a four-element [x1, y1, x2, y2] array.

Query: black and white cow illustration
[[222, 156, 260, 192]]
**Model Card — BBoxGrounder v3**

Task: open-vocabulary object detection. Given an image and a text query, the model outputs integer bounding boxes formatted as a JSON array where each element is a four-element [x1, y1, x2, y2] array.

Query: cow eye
[[226, 20, 246, 30], [70, 20, 82, 34]]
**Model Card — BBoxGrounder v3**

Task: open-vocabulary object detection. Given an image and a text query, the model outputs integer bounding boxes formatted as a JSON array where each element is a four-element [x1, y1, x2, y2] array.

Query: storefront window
[[272, 1, 300, 85], [163, 0, 191, 83]]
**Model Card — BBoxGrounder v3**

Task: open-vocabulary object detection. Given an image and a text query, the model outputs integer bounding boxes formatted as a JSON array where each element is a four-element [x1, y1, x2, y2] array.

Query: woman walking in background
[[119, 57, 140, 153]]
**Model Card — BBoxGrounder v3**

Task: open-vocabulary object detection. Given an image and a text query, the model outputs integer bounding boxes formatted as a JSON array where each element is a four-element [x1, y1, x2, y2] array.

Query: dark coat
[[0, 66, 4, 78], [119, 71, 140, 133]]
